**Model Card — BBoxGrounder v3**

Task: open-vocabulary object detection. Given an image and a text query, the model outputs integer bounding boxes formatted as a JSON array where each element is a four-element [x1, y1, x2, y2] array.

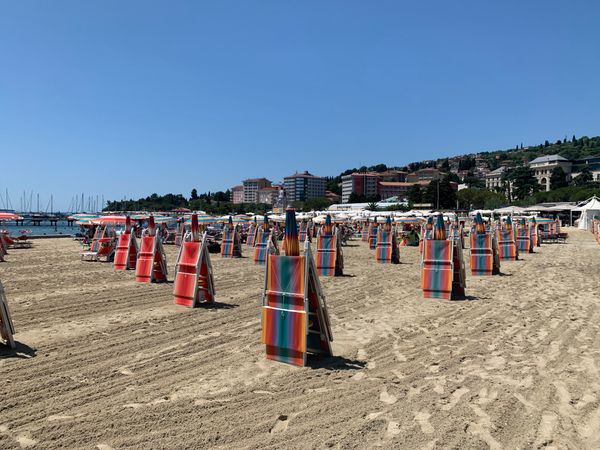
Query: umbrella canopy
[[184, 215, 216, 225], [0, 212, 24, 221], [67, 213, 99, 220], [91, 215, 131, 225], [494, 206, 526, 214]]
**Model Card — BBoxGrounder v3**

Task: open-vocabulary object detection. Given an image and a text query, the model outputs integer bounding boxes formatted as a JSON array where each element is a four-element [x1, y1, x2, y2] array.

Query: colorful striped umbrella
[[91, 215, 130, 225], [433, 214, 447, 240], [283, 208, 299, 256]]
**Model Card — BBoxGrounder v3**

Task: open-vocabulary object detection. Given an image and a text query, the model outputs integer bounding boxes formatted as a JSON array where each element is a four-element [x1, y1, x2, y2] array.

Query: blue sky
[[1, 1, 599, 211]]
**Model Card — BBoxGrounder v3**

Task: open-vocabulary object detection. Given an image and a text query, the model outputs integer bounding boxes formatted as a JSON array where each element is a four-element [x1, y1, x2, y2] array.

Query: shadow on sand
[[0, 341, 37, 359]]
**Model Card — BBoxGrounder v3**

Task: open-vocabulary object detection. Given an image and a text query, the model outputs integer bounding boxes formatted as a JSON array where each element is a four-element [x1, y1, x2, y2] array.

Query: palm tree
[[366, 202, 379, 211]]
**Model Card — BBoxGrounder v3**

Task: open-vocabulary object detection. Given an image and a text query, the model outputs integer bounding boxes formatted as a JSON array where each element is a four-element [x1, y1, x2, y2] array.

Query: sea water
[[1, 222, 81, 236]]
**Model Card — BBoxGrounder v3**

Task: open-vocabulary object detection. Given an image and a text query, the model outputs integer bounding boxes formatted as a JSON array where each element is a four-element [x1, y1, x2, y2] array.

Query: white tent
[[576, 197, 600, 230], [494, 206, 526, 214]]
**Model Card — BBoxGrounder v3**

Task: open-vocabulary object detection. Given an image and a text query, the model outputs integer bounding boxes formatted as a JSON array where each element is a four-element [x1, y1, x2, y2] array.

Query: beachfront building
[[257, 185, 283, 205], [528, 155, 572, 191], [341, 172, 380, 203], [243, 178, 272, 203], [485, 167, 507, 190], [572, 155, 600, 182], [230, 185, 244, 204], [406, 168, 443, 183], [283, 171, 326, 202], [377, 181, 429, 201]]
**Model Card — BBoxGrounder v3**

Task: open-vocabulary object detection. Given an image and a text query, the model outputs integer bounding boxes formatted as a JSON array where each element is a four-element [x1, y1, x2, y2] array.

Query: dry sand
[[1, 229, 599, 449]]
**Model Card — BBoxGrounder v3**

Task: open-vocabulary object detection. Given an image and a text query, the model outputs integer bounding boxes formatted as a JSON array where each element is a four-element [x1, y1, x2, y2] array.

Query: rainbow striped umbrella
[[283, 208, 299, 256]]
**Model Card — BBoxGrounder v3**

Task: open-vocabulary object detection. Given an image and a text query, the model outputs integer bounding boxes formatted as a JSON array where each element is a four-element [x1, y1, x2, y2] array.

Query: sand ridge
[[1, 230, 599, 449]]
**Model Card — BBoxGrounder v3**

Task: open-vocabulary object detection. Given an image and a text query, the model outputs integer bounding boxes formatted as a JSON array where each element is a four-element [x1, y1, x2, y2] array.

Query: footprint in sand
[[380, 389, 397, 405], [97, 445, 115, 450], [386, 421, 401, 438], [15, 435, 37, 448], [415, 412, 434, 434], [533, 412, 558, 448], [270, 415, 289, 434], [351, 372, 366, 381], [441, 387, 469, 411]]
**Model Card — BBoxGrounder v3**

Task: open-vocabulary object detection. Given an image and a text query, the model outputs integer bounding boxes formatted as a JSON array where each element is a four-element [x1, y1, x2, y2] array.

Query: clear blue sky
[[1, 1, 599, 211]]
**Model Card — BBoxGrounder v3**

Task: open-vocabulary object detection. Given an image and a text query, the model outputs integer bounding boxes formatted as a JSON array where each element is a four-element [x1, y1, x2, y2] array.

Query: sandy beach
[[1, 230, 600, 449]]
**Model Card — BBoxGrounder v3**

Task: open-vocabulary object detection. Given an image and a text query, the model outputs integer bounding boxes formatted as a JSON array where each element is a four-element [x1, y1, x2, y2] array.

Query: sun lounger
[[0, 282, 16, 349], [135, 217, 167, 283], [261, 244, 333, 367], [173, 217, 215, 307]]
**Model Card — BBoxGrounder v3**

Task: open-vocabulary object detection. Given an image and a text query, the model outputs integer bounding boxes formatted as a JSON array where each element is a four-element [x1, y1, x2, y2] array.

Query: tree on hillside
[[505, 167, 540, 200], [407, 185, 423, 204], [213, 191, 230, 202], [549, 167, 569, 189], [424, 176, 457, 209], [463, 171, 485, 188], [190, 189, 198, 200], [574, 167, 593, 186]]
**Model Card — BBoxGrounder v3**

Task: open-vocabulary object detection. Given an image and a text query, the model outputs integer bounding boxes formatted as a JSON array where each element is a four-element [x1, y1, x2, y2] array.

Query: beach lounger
[[421, 238, 466, 300], [375, 225, 400, 264], [254, 227, 278, 265], [261, 244, 333, 367], [316, 217, 344, 276], [496, 228, 518, 261], [11, 235, 33, 249], [316, 233, 344, 276], [114, 220, 138, 270], [0, 282, 16, 349], [221, 223, 242, 258], [135, 218, 167, 283], [516, 226, 532, 253], [368, 224, 378, 250], [361, 222, 370, 242], [246, 223, 256, 247], [173, 224, 215, 307], [470, 233, 501, 275], [81, 226, 106, 261]]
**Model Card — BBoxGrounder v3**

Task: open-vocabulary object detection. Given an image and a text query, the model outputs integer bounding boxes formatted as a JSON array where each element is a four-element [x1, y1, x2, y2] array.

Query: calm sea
[[1, 222, 81, 236]]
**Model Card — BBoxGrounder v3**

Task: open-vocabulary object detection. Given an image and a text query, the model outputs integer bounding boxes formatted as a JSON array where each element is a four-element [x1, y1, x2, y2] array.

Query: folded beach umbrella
[[385, 216, 393, 231], [474, 212, 486, 234], [262, 214, 270, 229], [323, 214, 333, 235], [191, 213, 200, 241], [425, 216, 433, 231], [283, 208, 300, 256], [433, 214, 447, 240], [505, 215, 513, 231]]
